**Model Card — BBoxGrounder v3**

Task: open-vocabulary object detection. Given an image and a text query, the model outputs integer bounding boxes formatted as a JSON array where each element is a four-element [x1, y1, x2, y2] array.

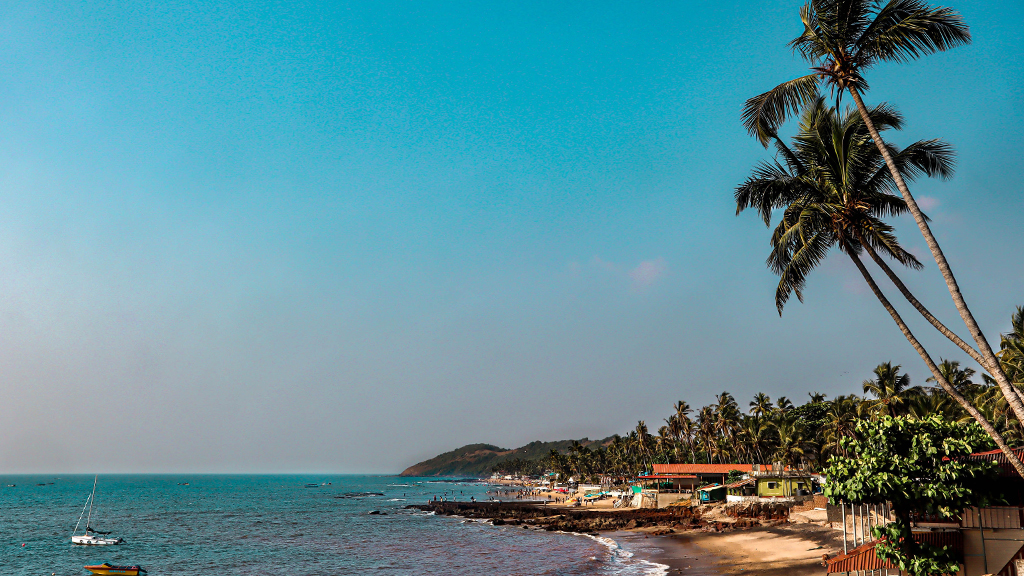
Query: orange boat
[[84, 563, 147, 575]]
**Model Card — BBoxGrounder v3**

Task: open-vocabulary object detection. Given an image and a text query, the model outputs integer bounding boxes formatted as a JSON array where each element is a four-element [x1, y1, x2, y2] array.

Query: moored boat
[[84, 563, 147, 575], [71, 476, 124, 546]]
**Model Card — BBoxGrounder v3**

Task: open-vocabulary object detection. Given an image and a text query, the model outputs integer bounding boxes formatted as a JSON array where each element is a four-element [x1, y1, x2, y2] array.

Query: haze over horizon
[[0, 0, 1021, 474]]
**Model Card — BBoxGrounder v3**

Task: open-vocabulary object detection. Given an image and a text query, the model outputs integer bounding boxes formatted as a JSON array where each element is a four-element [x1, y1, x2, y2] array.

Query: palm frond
[[855, 0, 971, 64], [735, 161, 806, 225], [742, 75, 822, 146], [865, 139, 955, 193], [858, 217, 924, 269]]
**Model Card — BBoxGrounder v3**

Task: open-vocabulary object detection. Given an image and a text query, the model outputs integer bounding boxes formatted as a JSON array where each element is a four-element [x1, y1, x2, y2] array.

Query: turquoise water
[[1, 475, 667, 575]]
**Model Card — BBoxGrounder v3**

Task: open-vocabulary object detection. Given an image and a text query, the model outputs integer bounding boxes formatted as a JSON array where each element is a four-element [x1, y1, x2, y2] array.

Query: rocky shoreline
[[409, 500, 792, 534]]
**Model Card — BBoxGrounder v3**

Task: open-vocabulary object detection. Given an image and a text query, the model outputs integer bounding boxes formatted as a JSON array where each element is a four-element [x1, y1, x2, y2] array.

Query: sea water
[[1, 475, 667, 575]]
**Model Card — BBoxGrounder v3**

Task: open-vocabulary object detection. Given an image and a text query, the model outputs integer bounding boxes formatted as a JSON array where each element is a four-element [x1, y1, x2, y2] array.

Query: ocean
[[1, 475, 669, 575]]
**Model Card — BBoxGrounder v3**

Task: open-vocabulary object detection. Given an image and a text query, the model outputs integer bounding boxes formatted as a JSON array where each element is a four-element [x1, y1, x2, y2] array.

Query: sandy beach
[[618, 524, 845, 576]]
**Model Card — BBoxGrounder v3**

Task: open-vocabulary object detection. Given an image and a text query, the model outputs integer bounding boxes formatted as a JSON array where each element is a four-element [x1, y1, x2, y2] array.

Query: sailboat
[[72, 476, 124, 545]]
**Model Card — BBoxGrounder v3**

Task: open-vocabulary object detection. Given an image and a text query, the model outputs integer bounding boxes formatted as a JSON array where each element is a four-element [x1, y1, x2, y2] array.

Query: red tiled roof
[[826, 531, 962, 573], [653, 463, 754, 474], [636, 474, 698, 479], [963, 447, 1024, 478]]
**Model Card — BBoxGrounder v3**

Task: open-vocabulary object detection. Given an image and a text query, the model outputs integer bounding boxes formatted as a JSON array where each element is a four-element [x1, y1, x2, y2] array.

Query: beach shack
[[725, 478, 756, 502], [633, 473, 698, 493], [696, 484, 727, 503], [749, 463, 813, 499], [651, 463, 755, 487]]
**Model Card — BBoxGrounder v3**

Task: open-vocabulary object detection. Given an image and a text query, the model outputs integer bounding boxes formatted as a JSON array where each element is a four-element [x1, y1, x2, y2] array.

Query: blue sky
[[0, 1, 1021, 472]]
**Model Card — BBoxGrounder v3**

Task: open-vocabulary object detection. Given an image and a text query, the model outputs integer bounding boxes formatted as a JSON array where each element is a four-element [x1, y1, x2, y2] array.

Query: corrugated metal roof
[[653, 463, 754, 474], [826, 531, 963, 573], [696, 483, 726, 492], [725, 478, 755, 489]]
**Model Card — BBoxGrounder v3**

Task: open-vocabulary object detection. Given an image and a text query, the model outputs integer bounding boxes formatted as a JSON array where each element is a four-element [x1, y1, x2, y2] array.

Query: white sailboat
[[71, 476, 124, 545]]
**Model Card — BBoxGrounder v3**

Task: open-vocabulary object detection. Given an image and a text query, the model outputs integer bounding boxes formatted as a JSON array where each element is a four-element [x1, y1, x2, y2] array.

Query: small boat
[[84, 563, 147, 575], [71, 476, 124, 546], [304, 483, 320, 488]]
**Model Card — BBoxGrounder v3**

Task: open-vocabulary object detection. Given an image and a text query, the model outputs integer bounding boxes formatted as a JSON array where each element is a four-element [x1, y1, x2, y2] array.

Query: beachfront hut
[[754, 475, 812, 498], [696, 484, 727, 503], [633, 473, 699, 493], [651, 463, 755, 487], [725, 478, 756, 500], [748, 463, 813, 498]]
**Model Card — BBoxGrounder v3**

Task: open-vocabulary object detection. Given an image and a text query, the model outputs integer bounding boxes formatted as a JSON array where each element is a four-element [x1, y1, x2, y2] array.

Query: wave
[[568, 532, 670, 576]]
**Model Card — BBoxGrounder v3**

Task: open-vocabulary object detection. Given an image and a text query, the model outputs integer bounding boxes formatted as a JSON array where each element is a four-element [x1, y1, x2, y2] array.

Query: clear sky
[[0, 1, 1020, 473]]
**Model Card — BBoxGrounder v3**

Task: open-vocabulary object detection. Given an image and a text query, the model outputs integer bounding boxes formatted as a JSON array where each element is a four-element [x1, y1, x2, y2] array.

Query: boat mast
[[72, 494, 91, 538], [85, 475, 97, 534]]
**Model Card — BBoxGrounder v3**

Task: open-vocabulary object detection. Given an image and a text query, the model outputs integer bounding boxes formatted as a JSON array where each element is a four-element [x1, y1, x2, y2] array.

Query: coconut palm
[[925, 359, 977, 396], [674, 400, 697, 461], [633, 421, 654, 473], [742, 0, 1024, 428], [739, 416, 775, 464], [775, 397, 794, 414], [750, 393, 773, 419], [736, 99, 1024, 474], [821, 395, 860, 458], [998, 307, 1024, 384], [862, 362, 915, 416], [773, 416, 807, 467], [906, 389, 960, 421]]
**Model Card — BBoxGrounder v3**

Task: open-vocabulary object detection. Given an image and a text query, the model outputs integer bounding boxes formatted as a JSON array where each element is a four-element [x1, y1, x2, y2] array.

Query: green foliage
[[826, 415, 999, 576], [871, 522, 961, 576], [824, 414, 997, 514]]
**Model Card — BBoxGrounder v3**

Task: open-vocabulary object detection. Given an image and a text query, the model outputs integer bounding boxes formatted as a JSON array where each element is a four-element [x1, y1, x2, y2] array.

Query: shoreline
[[618, 524, 844, 576], [416, 501, 844, 576]]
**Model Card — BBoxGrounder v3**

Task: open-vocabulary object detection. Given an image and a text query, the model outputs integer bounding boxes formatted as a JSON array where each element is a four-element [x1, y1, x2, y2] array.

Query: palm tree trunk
[[847, 249, 1024, 478], [857, 231, 1024, 411], [847, 86, 1024, 428]]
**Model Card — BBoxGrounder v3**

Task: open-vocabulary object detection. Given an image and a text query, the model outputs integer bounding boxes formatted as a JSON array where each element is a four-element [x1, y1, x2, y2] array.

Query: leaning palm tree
[[735, 99, 1024, 475], [742, 0, 1024, 424]]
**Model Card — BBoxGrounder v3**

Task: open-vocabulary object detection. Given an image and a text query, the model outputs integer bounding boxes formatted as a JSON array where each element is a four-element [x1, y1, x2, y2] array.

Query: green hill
[[399, 438, 609, 477]]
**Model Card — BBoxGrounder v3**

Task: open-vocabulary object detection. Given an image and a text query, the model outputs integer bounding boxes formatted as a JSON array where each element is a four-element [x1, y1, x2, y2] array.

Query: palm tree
[[674, 401, 697, 461], [925, 359, 977, 396], [821, 395, 860, 458], [775, 397, 794, 414], [735, 99, 1024, 475], [862, 362, 915, 417], [742, 0, 1024, 426], [696, 406, 717, 464], [808, 392, 828, 403], [714, 392, 742, 459], [773, 416, 807, 467], [633, 421, 654, 473], [750, 393, 773, 419], [997, 307, 1024, 384], [739, 416, 774, 464]]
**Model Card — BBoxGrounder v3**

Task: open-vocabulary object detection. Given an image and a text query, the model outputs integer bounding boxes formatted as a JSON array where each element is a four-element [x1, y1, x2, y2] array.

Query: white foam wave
[[572, 532, 670, 576], [387, 498, 406, 501]]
